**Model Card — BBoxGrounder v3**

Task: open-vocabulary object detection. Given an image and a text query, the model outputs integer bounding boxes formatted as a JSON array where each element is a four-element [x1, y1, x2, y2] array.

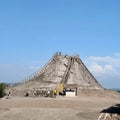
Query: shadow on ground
[[101, 104, 120, 115]]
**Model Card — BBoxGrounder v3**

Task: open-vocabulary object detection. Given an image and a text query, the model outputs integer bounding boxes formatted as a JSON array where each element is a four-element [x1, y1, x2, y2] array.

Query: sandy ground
[[0, 96, 120, 120]]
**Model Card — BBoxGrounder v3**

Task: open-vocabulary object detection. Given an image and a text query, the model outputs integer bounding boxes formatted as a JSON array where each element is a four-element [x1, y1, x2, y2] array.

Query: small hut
[[64, 84, 77, 97]]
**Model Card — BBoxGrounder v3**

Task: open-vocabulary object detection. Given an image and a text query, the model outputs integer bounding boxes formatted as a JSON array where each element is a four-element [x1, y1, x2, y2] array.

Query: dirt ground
[[0, 95, 120, 120]]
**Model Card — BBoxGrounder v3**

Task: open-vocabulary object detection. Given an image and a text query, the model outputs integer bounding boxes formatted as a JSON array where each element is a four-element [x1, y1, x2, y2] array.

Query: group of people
[[5, 89, 57, 98]]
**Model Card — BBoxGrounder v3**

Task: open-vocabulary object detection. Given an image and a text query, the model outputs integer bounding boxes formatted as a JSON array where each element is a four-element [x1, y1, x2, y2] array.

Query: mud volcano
[[12, 52, 104, 97]]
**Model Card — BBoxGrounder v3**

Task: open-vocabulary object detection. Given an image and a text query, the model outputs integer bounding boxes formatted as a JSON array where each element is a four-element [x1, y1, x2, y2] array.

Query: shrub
[[0, 83, 6, 98]]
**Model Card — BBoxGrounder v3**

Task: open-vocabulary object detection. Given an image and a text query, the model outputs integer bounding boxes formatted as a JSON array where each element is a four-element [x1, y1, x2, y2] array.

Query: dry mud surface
[[0, 96, 120, 120]]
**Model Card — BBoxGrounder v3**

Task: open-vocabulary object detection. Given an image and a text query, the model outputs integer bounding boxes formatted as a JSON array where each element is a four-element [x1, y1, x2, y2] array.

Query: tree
[[0, 83, 6, 98]]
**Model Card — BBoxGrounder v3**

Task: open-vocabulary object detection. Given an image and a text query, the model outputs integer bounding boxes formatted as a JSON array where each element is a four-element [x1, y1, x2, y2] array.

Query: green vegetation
[[0, 83, 6, 98]]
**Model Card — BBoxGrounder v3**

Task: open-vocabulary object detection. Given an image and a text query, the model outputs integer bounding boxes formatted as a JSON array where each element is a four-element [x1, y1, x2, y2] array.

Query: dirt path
[[0, 96, 119, 120]]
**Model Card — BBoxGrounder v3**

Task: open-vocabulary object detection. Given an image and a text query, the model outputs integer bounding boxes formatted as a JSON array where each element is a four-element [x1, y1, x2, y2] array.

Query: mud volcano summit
[[12, 52, 104, 97]]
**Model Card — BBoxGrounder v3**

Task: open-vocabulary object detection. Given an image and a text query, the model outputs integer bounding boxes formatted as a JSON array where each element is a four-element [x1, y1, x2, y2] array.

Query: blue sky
[[0, 0, 120, 88]]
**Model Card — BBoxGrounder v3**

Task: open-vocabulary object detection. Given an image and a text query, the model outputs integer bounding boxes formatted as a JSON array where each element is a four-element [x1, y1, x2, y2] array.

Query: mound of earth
[[9, 53, 119, 98]]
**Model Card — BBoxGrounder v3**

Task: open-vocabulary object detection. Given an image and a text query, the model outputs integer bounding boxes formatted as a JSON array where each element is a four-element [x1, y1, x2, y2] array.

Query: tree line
[[0, 83, 7, 98]]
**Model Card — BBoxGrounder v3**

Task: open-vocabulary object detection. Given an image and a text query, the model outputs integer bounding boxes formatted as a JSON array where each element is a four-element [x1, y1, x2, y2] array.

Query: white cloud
[[84, 54, 120, 88], [85, 56, 120, 68], [89, 64, 103, 73], [0, 64, 40, 83], [29, 66, 40, 70], [114, 53, 120, 57]]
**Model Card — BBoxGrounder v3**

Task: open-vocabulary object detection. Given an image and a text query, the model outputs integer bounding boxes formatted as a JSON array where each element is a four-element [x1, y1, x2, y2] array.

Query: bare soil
[[0, 95, 120, 120]]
